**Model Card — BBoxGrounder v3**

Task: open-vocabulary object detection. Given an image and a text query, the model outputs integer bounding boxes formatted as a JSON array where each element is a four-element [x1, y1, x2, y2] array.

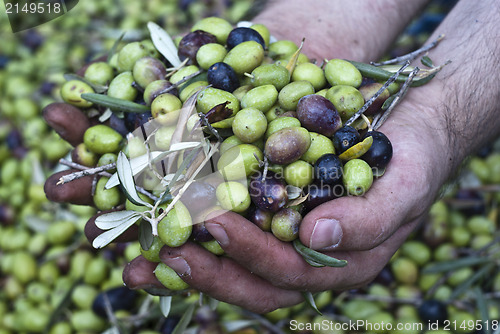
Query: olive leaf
[[92, 213, 142, 249], [81, 93, 150, 113], [172, 302, 196, 334], [43, 279, 82, 334], [107, 31, 126, 63], [139, 220, 154, 251], [381, 95, 397, 110], [475, 287, 491, 334], [293, 240, 347, 268], [159, 296, 172, 318], [449, 263, 494, 300], [63, 73, 108, 93], [421, 55, 434, 67], [286, 185, 302, 200], [422, 257, 491, 274], [106, 151, 164, 189], [287, 194, 309, 207], [116, 151, 153, 207], [148, 21, 182, 67], [98, 109, 113, 123], [203, 102, 233, 124], [95, 210, 142, 230], [302, 292, 322, 316]]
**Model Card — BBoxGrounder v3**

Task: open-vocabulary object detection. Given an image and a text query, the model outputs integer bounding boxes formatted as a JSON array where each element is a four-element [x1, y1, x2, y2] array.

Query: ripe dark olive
[[417, 299, 448, 325], [361, 131, 393, 170], [314, 154, 343, 185], [178, 30, 217, 64], [302, 181, 342, 213], [332, 126, 361, 154], [109, 113, 129, 136], [124, 111, 152, 132], [454, 189, 486, 216], [0, 55, 9, 69], [192, 222, 214, 242], [226, 27, 266, 50], [246, 205, 273, 231], [207, 62, 239, 92], [296, 95, 342, 137], [249, 171, 288, 212], [92, 287, 138, 318], [179, 181, 217, 216]]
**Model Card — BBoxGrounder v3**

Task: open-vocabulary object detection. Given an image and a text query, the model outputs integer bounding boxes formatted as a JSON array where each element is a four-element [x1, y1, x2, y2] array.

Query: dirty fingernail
[[205, 222, 229, 247], [164, 257, 191, 276], [309, 218, 343, 250]]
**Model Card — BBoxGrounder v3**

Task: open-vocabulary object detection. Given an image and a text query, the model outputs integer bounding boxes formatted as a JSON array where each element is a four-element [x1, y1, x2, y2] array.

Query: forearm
[[404, 0, 500, 176], [252, 0, 430, 62]]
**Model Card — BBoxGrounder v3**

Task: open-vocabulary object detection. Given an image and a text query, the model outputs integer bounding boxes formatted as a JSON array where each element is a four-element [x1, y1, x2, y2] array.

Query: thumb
[[299, 144, 431, 252]]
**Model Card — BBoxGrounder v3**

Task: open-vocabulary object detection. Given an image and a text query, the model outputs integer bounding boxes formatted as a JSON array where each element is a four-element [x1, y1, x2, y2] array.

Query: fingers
[[84, 210, 139, 244], [42, 103, 91, 147], [44, 169, 94, 206], [122, 256, 165, 291], [158, 242, 303, 314]]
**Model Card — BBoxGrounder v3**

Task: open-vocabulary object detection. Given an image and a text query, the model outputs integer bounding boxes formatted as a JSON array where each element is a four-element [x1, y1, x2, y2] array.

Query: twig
[[371, 34, 445, 66], [372, 67, 419, 130], [158, 69, 204, 95], [57, 159, 114, 184], [345, 61, 410, 127]]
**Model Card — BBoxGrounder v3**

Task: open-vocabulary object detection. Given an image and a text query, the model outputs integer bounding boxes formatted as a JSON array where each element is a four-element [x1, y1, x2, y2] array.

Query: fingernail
[[309, 218, 343, 250], [205, 222, 229, 247], [164, 257, 191, 277]]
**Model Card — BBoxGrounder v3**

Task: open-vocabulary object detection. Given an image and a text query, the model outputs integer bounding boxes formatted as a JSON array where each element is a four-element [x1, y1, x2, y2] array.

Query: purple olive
[[249, 171, 288, 212], [296, 95, 342, 137], [178, 30, 217, 65]]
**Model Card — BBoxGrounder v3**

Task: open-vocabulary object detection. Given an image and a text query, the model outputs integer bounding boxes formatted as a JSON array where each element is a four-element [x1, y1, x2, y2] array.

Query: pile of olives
[[44, 16, 402, 292]]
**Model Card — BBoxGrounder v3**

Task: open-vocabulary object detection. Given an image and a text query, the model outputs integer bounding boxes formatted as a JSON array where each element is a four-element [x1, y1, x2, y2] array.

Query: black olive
[[361, 131, 393, 170], [207, 62, 239, 93], [417, 299, 448, 325], [226, 27, 265, 50], [92, 287, 138, 318], [332, 126, 360, 154], [314, 154, 343, 185]]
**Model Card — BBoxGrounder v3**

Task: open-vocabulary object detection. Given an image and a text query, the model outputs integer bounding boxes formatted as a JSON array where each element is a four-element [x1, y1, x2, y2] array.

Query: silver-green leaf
[[116, 151, 152, 207], [95, 210, 141, 230], [159, 296, 172, 318], [92, 214, 142, 248], [148, 22, 182, 67]]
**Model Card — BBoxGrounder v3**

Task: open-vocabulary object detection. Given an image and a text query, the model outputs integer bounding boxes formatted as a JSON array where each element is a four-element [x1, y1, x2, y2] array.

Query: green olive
[[199, 239, 225, 255], [169, 65, 199, 88], [191, 17, 233, 44], [391, 257, 418, 285], [232, 107, 267, 143], [154, 262, 189, 291], [84, 62, 114, 85], [271, 208, 301, 242], [251, 24, 271, 47], [12, 252, 37, 284], [241, 84, 278, 112], [291, 62, 326, 90], [301, 132, 336, 164], [220, 135, 244, 155], [284, 160, 314, 188], [151, 93, 182, 125], [83, 124, 123, 154], [154, 125, 176, 150], [265, 116, 301, 139], [278, 81, 315, 111], [196, 87, 240, 116], [342, 159, 373, 196], [117, 41, 149, 72], [251, 64, 291, 90], [196, 43, 228, 70], [93, 176, 122, 210], [216, 181, 251, 213], [107, 71, 138, 101], [83, 257, 109, 285], [326, 85, 364, 121], [70, 310, 107, 332], [179, 80, 208, 102], [47, 221, 77, 245], [157, 201, 192, 247], [71, 285, 98, 309], [223, 41, 264, 75], [268, 40, 298, 60], [141, 236, 165, 262], [324, 58, 362, 88], [132, 56, 167, 88], [265, 127, 311, 165], [217, 144, 263, 180], [60, 80, 94, 108]]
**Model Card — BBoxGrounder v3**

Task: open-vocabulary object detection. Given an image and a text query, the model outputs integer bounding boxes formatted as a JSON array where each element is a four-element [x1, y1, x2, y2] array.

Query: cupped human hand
[[120, 96, 452, 313]]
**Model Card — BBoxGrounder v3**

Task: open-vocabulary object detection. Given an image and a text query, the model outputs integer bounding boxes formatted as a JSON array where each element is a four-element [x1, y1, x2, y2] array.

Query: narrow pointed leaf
[[95, 210, 141, 230], [422, 257, 491, 274], [148, 22, 182, 67], [107, 31, 126, 62], [116, 152, 150, 207], [159, 296, 172, 318], [475, 287, 491, 334], [302, 292, 322, 315], [92, 215, 142, 248], [450, 263, 493, 300], [293, 240, 347, 267], [81, 93, 150, 113], [421, 56, 434, 67], [139, 220, 154, 251], [172, 303, 196, 334]]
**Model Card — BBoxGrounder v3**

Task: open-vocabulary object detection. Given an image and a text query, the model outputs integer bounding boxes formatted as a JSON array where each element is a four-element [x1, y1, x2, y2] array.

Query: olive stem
[[372, 66, 419, 131], [345, 61, 410, 127], [371, 34, 445, 66], [157, 69, 204, 96], [360, 114, 372, 132], [57, 159, 114, 184], [243, 72, 254, 79]]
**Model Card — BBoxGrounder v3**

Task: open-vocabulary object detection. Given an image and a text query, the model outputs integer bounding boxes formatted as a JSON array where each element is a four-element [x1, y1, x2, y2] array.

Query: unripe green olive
[[191, 17, 233, 44], [220, 135, 244, 155], [216, 181, 251, 213], [179, 80, 208, 102], [144, 79, 177, 105], [133, 56, 167, 89], [278, 81, 315, 111], [169, 65, 199, 88], [107, 71, 138, 101], [117, 41, 149, 72], [400, 240, 431, 266], [268, 40, 298, 60], [71, 143, 98, 167], [84, 62, 114, 85], [200, 239, 224, 255], [223, 41, 264, 75], [265, 116, 301, 139], [70, 310, 107, 332], [342, 159, 373, 196], [251, 24, 271, 47], [154, 125, 176, 150], [196, 43, 228, 70], [271, 208, 301, 242], [196, 87, 240, 116], [324, 59, 362, 88], [154, 262, 190, 291], [49, 322, 72, 334], [60, 80, 94, 108], [241, 85, 278, 112], [83, 257, 109, 286], [301, 132, 336, 164], [232, 107, 267, 143], [326, 85, 364, 121], [391, 257, 418, 284], [251, 64, 291, 90], [39, 261, 60, 286], [151, 93, 182, 125], [157, 201, 193, 247], [217, 144, 263, 180], [292, 62, 326, 90], [97, 153, 117, 171], [93, 176, 122, 211], [71, 285, 98, 309], [12, 252, 37, 284], [284, 160, 314, 188], [141, 236, 165, 262], [47, 221, 77, 245], [83, 124, 123, 154]]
